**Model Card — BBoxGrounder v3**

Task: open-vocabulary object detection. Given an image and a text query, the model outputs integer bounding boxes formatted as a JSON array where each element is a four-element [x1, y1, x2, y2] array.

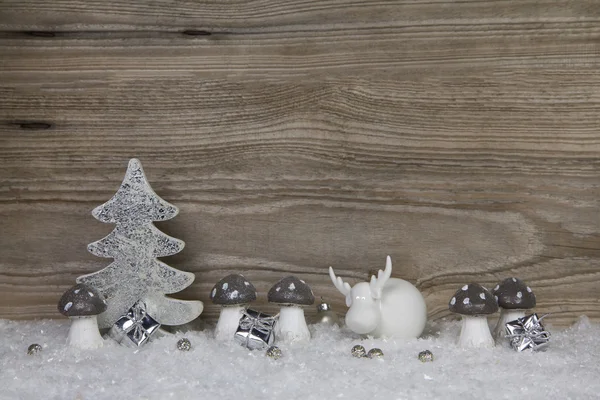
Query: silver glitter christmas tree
[[77, 158, 203, 329]]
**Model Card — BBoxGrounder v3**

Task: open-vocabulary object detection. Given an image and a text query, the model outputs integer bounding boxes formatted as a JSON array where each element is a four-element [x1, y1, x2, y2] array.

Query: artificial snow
[[1, 316, 599, 400]]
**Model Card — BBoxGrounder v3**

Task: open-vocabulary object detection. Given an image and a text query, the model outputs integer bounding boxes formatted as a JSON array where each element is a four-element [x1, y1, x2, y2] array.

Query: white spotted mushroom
[[57, 283, 107, 349], [268, 276, 315, 344], [210, 274, 257, 341], [449, 283, 498, 348], [492, 277, 536, 340]]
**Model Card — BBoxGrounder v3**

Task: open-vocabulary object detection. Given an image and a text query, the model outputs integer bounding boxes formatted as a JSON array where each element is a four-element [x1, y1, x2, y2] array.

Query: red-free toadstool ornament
[[58, 284, 107, 349], [211, 274, 257, 341], [449, 283, 498, 348], [268, 276, 315, 343], [492, 277, 536, 340]]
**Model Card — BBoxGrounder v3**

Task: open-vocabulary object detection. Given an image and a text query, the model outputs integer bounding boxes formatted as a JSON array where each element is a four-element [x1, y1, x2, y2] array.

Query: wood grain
[[1, 0, 600, 31], [1, 0, 599, 328]]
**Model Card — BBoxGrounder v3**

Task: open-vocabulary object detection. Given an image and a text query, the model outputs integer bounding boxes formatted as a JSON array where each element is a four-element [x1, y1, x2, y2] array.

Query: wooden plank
[[1, 73, 600, 166], [1, 0, 600, 31], [1, 1, 599, 328], [2, 24, 600, 76]]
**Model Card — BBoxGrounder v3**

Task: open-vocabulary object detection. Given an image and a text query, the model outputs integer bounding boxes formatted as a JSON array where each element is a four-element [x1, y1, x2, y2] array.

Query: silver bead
[[367, 348, 384, 359], [418, 350, 434, 362], [27, 344, 42, 355], [176, 338, 192, 351], [266, 346, 282, 360], [351, 344, 367, 358]]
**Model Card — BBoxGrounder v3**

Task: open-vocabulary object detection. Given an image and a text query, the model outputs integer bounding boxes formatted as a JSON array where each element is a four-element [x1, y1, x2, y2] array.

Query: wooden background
[[1, 0, 599, 328]]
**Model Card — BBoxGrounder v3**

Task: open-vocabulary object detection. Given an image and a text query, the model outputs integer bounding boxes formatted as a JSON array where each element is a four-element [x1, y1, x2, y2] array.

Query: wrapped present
[[234, 309, 277, 350], [109, 301, 161, 347], [505, 313, 550, 352]]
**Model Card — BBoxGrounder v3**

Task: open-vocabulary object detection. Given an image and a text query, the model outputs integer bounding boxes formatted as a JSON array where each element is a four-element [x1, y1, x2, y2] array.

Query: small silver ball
[[367, 348, 384, 359], [351, 344, 367, 358], [176, 338, 192, 351], [418, 350, 434, 362], [266, 346, 282, 360], [27, 344, 42, 355]]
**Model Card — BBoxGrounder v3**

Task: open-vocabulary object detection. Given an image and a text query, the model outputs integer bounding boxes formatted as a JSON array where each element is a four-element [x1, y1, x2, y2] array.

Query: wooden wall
[[1, 1, 599, 327]]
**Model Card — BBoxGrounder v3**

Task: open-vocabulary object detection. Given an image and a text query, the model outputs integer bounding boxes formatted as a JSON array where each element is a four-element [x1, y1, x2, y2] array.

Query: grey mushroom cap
[[493, 277, 536, 309], [210, 274, 257, 305], [268, 276, 315, 306], [449, 283, 498, 316], [58, 284, 107, 317]]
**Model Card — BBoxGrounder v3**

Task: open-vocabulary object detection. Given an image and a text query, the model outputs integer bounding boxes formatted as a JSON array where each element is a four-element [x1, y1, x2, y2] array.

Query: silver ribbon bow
[[239, 309, 277, 336], [505, 313, 551, 352], [128, 301, 149, 343]]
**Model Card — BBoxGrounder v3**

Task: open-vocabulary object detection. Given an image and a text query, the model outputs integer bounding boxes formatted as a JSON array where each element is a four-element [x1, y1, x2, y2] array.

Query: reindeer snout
[[345, 305, 380, 335]]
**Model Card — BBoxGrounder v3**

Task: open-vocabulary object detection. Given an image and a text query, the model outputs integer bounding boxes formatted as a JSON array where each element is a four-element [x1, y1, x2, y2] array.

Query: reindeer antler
[[369, 255, 392, 299], [329, 266, 353, 307], [329, 266, 351, 296]]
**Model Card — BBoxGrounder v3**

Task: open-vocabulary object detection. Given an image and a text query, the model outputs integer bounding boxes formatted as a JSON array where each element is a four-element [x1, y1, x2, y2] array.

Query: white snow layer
[[1, 316, 599, 400]]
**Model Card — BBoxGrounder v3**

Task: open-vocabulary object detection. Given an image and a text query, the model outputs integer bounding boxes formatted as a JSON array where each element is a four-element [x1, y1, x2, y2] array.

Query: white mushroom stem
[[214, 305, 246, 341], [493, 309, 526, 340], [458, 315, 494, 348], [67, 316, 104, 349], [275, 305, 310, 343]]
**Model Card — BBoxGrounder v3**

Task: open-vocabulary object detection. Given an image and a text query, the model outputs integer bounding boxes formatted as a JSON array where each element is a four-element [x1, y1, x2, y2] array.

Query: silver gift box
[[109, 301, 161, 347], [505, 313, 550, 352], [234, 309, 276, 350]]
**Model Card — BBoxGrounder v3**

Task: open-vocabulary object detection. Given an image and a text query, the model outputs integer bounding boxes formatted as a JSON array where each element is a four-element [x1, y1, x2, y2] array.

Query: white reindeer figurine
[[329, 256, 427, 338]]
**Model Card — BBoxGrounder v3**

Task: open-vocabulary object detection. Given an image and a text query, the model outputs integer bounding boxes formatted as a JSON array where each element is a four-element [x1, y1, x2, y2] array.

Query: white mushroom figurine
[[268, 276, 315, 344], [210, 274, 257, 341], [58, 283, 107, 349], [492, 277, 536, 340], [449, 283, 498, 348]]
